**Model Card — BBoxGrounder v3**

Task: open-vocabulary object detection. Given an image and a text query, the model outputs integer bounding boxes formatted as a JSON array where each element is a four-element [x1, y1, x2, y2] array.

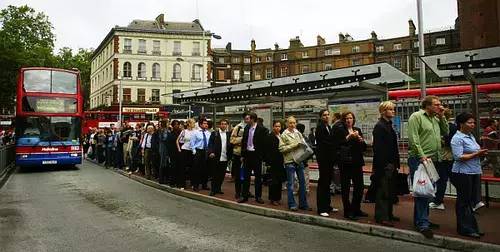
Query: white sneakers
[[429, 202, 445, 210], [331, 208, 339, 213], [319, 212, 329, 217], [473, 201, 485, 212]]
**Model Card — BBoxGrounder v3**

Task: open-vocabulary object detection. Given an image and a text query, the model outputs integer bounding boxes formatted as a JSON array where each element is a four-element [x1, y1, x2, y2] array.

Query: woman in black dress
[[266, 120, 286, 205]]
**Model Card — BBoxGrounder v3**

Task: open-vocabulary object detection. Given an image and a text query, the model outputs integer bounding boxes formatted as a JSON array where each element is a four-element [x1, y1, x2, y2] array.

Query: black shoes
[[389, 216, 400, 222], [209, 192, 216, 196], [419, 228, 434, 239], [255, 198, 265, 204], [354, 211, 369, 217], [344, 215, 359, 221], [237, 198, 248, 203], [192, 186, 199, 192], [429, 222, 440, 229], [460, 232, 481, 239]]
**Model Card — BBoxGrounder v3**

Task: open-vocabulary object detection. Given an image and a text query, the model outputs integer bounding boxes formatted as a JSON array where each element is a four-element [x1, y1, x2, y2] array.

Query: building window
[[280, 66, 288, 77], [244, 57, 251, 64], [413, 41, 419, 48], [243, 71, 251, 82], [324, 63, 333, 71], [173, 41, 181, 56], [266, 68, 273, 79], [266, 56, 272, 62], [393, 43, 402, 50], [192, 42, 201, 56], [173, 63, 181, 80], [232, 57, 240, 63], [393, 58, 401, 69], [436, 37, 446, 45], [351, 59, 362, 66], [233, 70, 240, 81], [153, 40, 161, 55], [414, 56, 420, 69], [301, 65, 309, 74], [138, 62, 146, 79], [302, 51, 309, 58], [218, 57, 225, 64], [191, 64, 201, 81], [352, 46, 360, 53], [138, 39, 146, 54], [137, 88, 146, 103], [123, 62, 132, 78], [123, 88, 131, 103], [217, 69, 226, 81], [255, 71, 261, 80], [151, 89, 160, 103], [255, 57, 261, 63], [281, 54, 288, 61], [124, 39, 132, 53], [376, 45, 384, 52], [152, 63, 160, 80]]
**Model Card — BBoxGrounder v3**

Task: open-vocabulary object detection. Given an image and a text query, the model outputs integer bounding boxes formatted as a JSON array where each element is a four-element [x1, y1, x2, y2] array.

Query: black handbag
[[395, 173, 410, 195]]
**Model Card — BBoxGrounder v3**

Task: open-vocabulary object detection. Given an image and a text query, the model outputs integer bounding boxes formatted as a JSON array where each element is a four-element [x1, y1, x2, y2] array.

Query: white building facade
[[90, 14, 212, 109]]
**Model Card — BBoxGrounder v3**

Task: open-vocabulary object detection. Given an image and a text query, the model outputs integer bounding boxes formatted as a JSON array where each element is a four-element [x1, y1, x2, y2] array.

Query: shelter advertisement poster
[[328, 101, 380, 144]]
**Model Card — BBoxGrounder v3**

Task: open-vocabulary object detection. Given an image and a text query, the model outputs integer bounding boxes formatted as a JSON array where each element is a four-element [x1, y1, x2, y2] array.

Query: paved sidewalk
[[88, 159, 500, 250]]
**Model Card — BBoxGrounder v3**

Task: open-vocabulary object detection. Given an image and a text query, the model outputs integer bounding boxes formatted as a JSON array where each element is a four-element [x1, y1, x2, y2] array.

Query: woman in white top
[[175, 119, 196, 189]]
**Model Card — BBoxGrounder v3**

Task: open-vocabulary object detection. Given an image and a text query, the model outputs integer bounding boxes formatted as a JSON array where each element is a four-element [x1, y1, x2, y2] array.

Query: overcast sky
[[1, 0, 458, 52]]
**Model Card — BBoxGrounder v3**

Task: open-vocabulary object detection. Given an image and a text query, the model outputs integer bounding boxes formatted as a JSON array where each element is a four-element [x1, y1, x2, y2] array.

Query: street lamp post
[[118, 73, 123, 127], [417, 0, 426, 97]]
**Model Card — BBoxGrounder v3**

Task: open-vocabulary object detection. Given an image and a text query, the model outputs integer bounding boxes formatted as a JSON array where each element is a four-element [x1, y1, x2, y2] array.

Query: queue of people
[[83, 96, 492, 240]]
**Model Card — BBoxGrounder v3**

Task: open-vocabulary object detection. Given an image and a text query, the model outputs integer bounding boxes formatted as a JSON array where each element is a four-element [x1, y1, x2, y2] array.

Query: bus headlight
[[21, 154, 28, 158], [70, 153, 78, 157]]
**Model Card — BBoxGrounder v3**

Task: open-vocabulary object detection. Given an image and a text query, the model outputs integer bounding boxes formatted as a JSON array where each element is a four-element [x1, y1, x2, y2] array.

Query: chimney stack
[[317, 35, 326, 46]]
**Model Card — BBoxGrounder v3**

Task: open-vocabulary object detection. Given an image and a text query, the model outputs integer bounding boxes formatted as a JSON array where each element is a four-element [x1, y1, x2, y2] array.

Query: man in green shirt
[[407, 95, 448, 239]]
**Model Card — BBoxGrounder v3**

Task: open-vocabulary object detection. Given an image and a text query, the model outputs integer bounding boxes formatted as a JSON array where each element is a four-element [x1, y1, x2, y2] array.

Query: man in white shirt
[[190, 118, 212, 191], [208, 119, 233, 196], [141, 125, 155, 180]]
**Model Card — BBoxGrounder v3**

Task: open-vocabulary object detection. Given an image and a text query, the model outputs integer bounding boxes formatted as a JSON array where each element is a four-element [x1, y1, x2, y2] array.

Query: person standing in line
[[176, 119, 196, 189], [141, 125, 155, 180], [96, 128, 106, 164], [114, 126, 123, 169], [373, 101, 400, 226], [120, 124, 132, 170], [208, 119, 233, 196], [330, 112, 343, 195], [332, 111, 367, 221], [429, 107, 457, 211], [190, 118, 211, 191], [167, 120, 181, 187], [296, 123, 311, 194], [279, 116, 310, 211], [89, 128, 97, 160], [230, 112, 247, 199], [450, 112, 488, 238], [150, 123, 161, 180], [239, 112, 267, 204], [407, 95, 449, 239], [265, 120, 286, 205], [104, 128, 115, 168], [316, 109, 339, 217], [158, 120, 170, 184]]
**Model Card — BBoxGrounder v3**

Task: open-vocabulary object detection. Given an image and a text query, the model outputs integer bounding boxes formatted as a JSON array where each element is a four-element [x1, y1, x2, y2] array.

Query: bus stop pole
[[464, 68, 481, 139], [417, 0, 426, 97]]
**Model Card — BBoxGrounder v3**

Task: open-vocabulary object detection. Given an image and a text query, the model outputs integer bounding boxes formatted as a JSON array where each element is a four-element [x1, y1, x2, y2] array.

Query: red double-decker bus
[[15, 67, 83, 167]]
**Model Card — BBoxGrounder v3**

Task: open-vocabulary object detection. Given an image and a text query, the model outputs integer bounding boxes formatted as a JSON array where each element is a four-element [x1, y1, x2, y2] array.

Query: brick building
[[457, 0, 500, 50]]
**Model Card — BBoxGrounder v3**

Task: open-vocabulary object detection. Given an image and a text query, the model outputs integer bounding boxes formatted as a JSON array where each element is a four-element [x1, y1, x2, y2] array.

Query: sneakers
[[319, 212, 330, 217], [473, 202, 485, 212], [429, 202, 445, 210]]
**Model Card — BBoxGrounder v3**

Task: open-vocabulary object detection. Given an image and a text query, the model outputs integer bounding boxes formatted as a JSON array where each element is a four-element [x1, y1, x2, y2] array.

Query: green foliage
[[0, 5, 93, 112]]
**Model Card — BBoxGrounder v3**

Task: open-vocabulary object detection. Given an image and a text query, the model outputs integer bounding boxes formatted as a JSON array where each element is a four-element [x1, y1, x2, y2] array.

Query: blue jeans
[[409, 157, 430, 230], [433, 160, 452, 205], [285, 162, 308, 209]]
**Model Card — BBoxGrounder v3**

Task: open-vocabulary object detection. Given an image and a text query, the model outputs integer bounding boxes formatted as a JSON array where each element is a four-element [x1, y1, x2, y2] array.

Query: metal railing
[[0, 144, 15, 176]]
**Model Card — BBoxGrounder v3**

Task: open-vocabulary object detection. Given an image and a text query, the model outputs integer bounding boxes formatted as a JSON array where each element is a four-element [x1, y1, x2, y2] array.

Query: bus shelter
[[171, 62, 413, 131]]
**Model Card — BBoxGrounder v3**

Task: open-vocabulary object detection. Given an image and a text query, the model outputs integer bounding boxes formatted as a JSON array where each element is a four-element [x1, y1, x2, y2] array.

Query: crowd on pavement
[[0, 130, 14, 146], [83, 95, 499, 240]]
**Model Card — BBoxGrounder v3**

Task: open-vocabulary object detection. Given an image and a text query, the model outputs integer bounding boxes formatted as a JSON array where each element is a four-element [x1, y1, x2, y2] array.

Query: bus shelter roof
[[171, 62, 413, 104]]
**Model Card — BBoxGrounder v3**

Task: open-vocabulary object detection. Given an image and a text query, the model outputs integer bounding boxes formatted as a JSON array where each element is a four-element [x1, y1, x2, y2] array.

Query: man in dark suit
[[239, 112, 267, 204], [208, 119, 233, 196]]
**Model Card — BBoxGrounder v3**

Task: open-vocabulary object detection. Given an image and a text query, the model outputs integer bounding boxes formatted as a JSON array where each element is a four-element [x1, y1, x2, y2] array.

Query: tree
[[0, 5, 56, 112]]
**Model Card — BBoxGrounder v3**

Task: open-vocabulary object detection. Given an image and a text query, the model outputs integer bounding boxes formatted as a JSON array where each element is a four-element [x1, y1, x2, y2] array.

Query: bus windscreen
[[23, 70, 77, 94], [16, 116, 81, 142]]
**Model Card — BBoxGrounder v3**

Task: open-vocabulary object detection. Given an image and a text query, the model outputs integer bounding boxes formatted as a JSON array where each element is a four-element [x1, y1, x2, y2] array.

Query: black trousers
[[242, 151, 262, 199], [176, 150, 192, 188], [192, 149, 208, 188], [317, 156, 334, 213], [451, 173, 480, 235], [268, 162, 284, 202], [105, 147, 114, 167], [339, 163, 364, 216], [211, 160, 228, 193], [232, 155, 242, 198], [375, 168, 395, 222]]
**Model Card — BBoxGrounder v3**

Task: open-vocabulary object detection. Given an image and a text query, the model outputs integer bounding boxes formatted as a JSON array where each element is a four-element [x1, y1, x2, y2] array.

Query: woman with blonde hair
[[175, 118, 196, 189]]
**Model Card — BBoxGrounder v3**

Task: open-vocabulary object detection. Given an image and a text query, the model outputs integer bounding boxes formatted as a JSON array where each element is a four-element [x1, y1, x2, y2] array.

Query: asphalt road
[[0, 161, 451, 252]]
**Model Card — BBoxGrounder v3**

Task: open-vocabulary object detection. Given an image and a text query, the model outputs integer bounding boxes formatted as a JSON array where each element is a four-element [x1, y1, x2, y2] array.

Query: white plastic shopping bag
[[422, 159, 440, 183], [412, 164, 436, 198]]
